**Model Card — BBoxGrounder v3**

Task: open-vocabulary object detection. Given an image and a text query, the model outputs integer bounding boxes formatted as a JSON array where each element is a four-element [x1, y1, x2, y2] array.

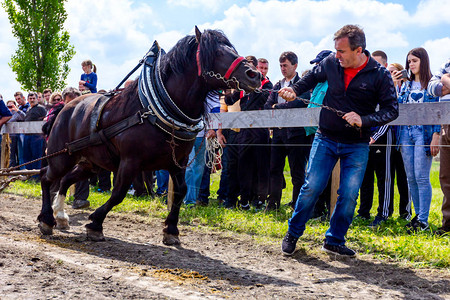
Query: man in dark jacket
[[23, 92, 47, 178], [224, 55, 273, 210], [280, 25, 398, 257], [264, 51, 313, 211]]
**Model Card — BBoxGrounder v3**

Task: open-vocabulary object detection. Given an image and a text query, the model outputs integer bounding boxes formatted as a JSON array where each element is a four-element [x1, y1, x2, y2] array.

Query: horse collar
[[138, 41, 204, 141]]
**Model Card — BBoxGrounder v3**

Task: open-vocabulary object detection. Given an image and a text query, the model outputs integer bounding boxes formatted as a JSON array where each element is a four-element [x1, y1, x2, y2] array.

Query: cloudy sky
[[1, 0, 450, 99]]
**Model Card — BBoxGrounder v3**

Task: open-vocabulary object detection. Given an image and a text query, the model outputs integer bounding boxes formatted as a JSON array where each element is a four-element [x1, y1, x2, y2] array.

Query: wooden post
[[1, 133, 11, 180], [329, 159, 340, 216], [167, 176, 174, 211]]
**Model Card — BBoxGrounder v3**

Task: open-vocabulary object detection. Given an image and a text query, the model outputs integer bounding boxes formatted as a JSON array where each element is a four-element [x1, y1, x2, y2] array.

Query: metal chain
[[167, 122, 207, 170], [203, 71, 245, 92], [255, 87, 361, 132], [203, 70, 361, 132], [204, 71, 348, 119], [0, 147, 68, 175]]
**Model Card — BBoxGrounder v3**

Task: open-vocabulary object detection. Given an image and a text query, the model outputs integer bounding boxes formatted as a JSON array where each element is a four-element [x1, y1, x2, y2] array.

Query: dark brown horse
[[37, 27, 261, 245]]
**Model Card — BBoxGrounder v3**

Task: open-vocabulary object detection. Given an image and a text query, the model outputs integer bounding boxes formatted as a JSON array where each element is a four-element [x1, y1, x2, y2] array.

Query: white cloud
[[64, 0, 162, 91], [200, 0, 414, 81], [0, 8, 22, 99], [154, 30, 186, 50], [167, 0, 226, 13], [414, 0, 450, 27], [2, 0, 450, 98], [422, 37, 450, 74]]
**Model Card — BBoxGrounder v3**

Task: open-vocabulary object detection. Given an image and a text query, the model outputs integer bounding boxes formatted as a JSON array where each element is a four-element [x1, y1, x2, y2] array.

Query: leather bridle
[[196, 43, 245, 79]]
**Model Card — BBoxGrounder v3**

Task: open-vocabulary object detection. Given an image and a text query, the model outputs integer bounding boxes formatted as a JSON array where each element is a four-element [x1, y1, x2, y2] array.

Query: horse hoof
[[163, 233, 180, 246], [38, 222, 54, 235], [86, 227, 105, 241], [55, 218, 70, 230]]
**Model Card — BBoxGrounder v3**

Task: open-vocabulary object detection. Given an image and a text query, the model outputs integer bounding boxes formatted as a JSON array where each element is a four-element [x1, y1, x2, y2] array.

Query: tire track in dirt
[[0, 194, 449, 299]]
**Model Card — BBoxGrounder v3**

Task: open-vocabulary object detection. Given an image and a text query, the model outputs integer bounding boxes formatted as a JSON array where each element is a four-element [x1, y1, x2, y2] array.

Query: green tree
[[2, 0, 75, 92]]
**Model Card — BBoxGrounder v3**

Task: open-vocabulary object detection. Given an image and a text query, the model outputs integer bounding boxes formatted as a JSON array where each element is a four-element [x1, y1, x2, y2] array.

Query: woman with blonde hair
[[79, 59, 97, 93]]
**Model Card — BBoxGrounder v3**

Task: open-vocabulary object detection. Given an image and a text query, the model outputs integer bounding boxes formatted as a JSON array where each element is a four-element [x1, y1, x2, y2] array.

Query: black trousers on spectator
[[224, 130, 240, 206], [133, 171, 154, 197], [267, 129, 312, 208], [237, 128, 270, 206], [9, 134, 19, 167], [359, 130, 394, 219], [391, 147, 411, 219], [74, 179, 90, 201], [217, 130, 232, 202], [98, 168, 112, 191]]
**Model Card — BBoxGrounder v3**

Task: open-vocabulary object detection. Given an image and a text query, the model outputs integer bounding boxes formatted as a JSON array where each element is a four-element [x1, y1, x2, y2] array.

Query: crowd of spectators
[[1, 24, 449, 257]]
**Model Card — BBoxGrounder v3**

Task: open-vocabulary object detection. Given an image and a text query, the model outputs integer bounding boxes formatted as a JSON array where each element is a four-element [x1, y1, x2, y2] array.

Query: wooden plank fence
[[2, 102, 449, 212], [2, 103, 449, 134]]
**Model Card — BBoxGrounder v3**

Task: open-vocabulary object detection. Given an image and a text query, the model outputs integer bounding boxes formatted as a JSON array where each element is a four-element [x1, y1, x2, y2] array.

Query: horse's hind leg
[[163, 170, 187, 245], [54, 163, 94, 230], [86, 161, 137, 241], [38, 166, 57, 235]]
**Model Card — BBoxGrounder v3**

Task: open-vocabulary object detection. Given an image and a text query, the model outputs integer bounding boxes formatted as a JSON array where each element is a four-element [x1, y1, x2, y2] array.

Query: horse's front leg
[[38, 167, 57, 235], [52, 191, 70, 230], [53, 164, 93, 230], [86, 160, 136, 241], [163, 170, 186, 245]]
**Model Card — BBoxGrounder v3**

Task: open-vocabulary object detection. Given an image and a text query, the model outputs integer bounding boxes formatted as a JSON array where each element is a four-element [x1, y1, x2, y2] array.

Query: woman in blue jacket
[[396, 47, 440, 232]]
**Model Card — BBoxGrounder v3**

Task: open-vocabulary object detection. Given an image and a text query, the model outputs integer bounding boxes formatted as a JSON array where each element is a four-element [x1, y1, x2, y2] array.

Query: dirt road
[[0, 194, 448, 299]]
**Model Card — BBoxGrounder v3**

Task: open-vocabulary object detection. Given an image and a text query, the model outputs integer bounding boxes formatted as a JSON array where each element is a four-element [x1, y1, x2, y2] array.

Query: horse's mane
[[160, 29, 236, 80]]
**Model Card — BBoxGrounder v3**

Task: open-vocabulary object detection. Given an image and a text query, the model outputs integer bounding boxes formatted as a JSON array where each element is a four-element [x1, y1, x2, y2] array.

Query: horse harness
[[66, 40, 246, 156]]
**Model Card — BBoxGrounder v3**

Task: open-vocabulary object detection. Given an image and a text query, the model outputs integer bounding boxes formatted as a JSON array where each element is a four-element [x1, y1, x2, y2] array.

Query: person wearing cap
[[278, 25, 398, 257], [264, 51, 313, 211], [305, 50, 333, 221]]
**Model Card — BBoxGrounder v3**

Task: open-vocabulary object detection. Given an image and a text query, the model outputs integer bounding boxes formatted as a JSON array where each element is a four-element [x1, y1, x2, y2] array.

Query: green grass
[[5, 161, 450, 268]]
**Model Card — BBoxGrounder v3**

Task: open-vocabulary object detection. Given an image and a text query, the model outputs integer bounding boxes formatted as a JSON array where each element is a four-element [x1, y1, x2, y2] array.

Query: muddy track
[[0, 194, 449, 299]]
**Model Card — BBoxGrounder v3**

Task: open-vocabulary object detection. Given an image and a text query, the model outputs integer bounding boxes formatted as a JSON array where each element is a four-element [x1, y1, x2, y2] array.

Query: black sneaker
[[354, 214, 370, 221], [405, 215, 419, 229], [321, 241, 356, 257], [368, 216, 387, 228], [72, 199, 90, 209], [407, 220, 429, 233], [417, 221, 429, 231], [281, 232, 298, 256], [239, 203, 250, 211]]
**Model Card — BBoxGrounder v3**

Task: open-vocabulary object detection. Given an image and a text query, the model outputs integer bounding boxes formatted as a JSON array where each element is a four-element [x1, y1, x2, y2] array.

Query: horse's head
[[195, 27, 261, 93]]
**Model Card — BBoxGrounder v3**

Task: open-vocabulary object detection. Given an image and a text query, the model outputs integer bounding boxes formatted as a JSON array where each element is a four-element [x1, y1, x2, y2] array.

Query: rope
[[205, 137, 223, 172], [0, 175, 30, 193]]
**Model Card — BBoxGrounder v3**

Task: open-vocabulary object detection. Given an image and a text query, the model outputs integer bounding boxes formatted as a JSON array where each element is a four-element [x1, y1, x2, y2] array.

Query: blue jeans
[[184, 137, 206, 205], [18, 134, 26, 169], [288, 133, 369, 245], [23, 134, 44, 180], [155, 170, 169, 194], [399, 126, 433, 224]]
